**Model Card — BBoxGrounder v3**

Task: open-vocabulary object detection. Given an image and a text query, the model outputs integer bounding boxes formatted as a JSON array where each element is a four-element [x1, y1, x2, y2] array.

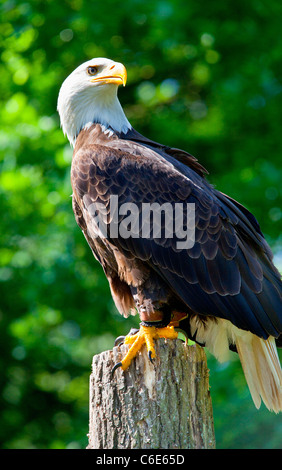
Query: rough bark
[[87, 338, 215, 449]]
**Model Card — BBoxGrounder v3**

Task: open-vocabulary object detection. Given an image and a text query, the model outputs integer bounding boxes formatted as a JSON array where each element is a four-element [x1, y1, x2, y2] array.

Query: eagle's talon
[[148, 350, 154, 364], [112, 324, 178, 372], [114, 328, 140, 347], [111, 361, 122, 376], [114, 336, 126, 347], [128, 328, 140, 336]]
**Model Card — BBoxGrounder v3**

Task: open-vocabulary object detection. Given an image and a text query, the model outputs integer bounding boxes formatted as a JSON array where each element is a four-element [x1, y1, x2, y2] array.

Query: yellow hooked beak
[[90, 62, 127, 87]]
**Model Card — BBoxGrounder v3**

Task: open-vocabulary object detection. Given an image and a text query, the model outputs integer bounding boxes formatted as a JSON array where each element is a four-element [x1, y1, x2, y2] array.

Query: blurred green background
[[0, 0, 282, 449]]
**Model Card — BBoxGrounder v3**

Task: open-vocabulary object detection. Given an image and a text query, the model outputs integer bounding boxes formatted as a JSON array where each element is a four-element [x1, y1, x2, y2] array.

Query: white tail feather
[[189, 317, 282, 412], [236, 335, 282, 413]]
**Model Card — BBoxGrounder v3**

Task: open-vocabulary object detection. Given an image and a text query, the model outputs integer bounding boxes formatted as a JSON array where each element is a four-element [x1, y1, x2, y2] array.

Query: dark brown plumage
[[70, 123, 282, 411], [71, 124, 281, 339]]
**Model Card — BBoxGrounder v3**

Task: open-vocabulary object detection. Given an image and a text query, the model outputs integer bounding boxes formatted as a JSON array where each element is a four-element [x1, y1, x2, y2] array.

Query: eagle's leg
[[112, 324, 178, 374], [112, 270, 188, 374]]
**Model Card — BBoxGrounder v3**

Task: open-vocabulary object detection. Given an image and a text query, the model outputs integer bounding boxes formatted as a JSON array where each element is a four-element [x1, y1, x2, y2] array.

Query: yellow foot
[[112, 324, 178, 374]]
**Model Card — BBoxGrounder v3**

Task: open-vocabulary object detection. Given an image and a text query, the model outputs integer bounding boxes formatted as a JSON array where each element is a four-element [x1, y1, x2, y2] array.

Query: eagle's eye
[[87, 66, 98, 76]]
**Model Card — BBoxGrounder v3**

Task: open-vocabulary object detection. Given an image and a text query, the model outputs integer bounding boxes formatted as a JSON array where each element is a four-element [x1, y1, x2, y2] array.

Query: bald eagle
[[57, 58, 282, 412]]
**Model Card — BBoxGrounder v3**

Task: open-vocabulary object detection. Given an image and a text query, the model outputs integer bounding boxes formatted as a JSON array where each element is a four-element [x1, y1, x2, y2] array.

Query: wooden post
[[87, 338, 215, 449]]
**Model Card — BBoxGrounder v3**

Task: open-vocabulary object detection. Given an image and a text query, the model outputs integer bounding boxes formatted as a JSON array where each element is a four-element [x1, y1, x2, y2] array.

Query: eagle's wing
[[71, 141, 282, 340]]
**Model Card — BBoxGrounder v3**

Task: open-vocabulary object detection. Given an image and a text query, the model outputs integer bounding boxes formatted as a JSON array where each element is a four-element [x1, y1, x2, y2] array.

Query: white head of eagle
[[57, 57, 131, 147]]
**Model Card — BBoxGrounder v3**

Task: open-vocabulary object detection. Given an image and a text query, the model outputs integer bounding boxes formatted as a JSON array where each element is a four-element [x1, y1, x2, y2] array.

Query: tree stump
[[87, 338, 215, 449]]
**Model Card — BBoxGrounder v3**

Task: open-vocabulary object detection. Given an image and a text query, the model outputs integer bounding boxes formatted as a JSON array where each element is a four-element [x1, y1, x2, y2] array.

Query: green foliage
[[0, 0, 281, 449]]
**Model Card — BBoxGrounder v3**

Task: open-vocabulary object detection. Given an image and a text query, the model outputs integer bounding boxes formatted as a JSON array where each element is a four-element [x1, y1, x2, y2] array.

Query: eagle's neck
[[58, 85, 131, 147]]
